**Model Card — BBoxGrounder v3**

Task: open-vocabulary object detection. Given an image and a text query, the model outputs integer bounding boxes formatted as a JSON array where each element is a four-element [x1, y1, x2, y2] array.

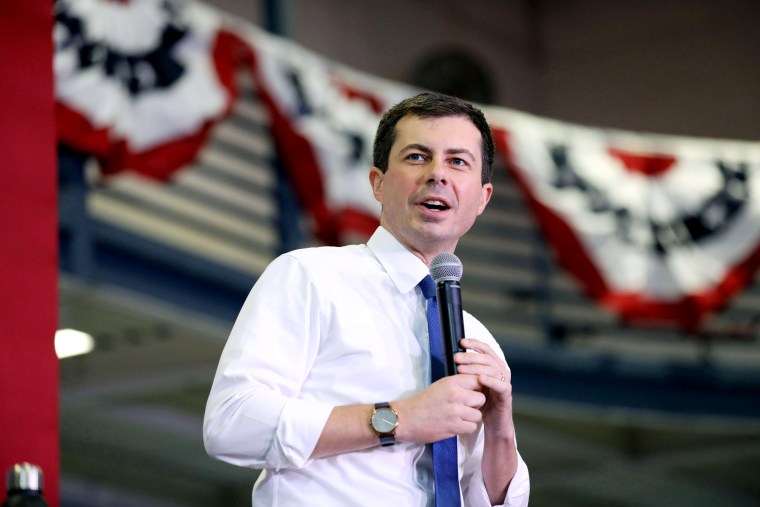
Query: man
[[204, 92, 530, 506]]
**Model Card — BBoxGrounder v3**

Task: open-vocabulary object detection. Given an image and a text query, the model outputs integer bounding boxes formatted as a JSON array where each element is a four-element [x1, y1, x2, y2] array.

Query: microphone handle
[[436, 280, 465, 377]]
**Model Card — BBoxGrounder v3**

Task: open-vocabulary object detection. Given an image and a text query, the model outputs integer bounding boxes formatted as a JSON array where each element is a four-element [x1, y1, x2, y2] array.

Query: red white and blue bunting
[[488, 110, 760, 329], [55, 0, 242, 178], [54, 0, 760, 328]]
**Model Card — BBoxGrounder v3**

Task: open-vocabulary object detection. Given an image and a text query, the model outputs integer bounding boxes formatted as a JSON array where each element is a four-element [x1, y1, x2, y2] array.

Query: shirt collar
[[367, 227, 429, 296]]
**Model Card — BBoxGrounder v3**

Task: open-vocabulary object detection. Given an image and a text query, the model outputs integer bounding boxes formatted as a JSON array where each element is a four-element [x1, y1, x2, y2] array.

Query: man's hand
[[393, 374, 486, 443], [393, 337, 515, 444], [455, 338, 515, 438]]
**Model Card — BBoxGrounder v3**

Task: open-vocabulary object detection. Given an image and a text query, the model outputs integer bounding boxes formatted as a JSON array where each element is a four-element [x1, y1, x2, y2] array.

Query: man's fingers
[[460, 338, 498, 357], [456, 338, 511, 386]]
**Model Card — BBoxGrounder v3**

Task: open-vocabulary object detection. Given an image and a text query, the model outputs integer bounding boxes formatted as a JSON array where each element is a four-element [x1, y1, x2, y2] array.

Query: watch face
[[371, 407, 398, 433]]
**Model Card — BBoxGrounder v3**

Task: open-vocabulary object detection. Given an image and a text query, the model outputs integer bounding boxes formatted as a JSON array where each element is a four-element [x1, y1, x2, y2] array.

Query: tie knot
[[419, 275, 436, 299]]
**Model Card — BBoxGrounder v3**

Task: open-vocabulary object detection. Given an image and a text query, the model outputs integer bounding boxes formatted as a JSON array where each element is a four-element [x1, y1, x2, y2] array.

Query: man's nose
[[425, 159, 447, 184]]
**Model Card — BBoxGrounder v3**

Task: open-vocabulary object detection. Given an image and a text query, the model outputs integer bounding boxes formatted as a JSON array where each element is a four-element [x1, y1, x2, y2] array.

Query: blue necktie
[[419, 275, 461, 507]]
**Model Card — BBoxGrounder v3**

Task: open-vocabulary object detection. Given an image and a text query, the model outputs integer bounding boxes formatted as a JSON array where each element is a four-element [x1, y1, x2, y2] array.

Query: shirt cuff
[[464, 450, 530, 507], [267, 397, 334, 470], [502, 452, 530, 507]]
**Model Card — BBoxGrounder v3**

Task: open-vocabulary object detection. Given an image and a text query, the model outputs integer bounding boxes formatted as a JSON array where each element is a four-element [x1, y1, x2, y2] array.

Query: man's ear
[[477, 183, 493, 215], [369, 167, 384, 204]]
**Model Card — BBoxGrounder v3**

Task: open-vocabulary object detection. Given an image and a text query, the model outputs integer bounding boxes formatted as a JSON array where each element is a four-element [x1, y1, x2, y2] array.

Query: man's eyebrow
[[399, 143, 433, 155], [446, 147, 476, 161]]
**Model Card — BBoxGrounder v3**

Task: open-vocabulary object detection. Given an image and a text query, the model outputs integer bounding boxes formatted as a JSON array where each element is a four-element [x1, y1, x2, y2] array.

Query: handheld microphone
[[429, 253, 465, 377]]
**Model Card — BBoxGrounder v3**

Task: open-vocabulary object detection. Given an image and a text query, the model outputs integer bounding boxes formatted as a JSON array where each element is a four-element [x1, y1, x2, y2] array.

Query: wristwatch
[[370, 402, 399, 447]]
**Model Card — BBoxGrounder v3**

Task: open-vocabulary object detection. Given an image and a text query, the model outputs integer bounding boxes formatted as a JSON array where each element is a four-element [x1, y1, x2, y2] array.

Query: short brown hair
[[372, 91, 494, 184]]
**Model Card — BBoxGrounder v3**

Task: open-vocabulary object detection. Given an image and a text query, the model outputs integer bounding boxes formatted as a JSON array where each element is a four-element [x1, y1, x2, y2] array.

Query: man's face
[[369, 114, 493, 264]]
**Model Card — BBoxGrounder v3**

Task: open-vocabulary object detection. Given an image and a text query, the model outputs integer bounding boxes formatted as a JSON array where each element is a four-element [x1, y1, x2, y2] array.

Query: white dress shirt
[[204, 227, 530, 506]]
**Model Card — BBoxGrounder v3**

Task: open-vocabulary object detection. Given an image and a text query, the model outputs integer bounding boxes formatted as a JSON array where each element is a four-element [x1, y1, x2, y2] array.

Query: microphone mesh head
[[430, 252, 463, 282]]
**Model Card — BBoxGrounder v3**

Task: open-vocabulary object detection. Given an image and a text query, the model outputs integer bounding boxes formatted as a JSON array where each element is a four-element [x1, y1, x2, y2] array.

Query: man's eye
[[408, 153, 425, 161], [451, 158, 467, 166]]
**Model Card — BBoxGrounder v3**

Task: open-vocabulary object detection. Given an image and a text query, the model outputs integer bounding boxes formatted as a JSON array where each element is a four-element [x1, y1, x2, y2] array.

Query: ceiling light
[[55, 329, 95, 359]]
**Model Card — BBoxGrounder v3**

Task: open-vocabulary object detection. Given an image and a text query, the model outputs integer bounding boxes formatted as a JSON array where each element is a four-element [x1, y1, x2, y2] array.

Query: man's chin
[[410, 227, 457, 250]]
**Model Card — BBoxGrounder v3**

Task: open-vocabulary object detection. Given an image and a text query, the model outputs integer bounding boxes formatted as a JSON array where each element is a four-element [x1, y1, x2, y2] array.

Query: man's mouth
[[420, 199, 450, 211]]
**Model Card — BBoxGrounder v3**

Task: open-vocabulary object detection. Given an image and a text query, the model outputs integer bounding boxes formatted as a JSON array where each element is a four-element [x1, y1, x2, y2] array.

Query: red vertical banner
[[0, 1, 59, 506]]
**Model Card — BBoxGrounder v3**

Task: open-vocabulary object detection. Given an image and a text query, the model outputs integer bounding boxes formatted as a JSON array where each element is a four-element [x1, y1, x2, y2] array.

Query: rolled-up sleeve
[[203, 254, 333, 470], [463, 450, 530, 507]]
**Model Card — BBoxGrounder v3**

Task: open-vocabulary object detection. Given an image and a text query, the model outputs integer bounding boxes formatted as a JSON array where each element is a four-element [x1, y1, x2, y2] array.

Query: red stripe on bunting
[[337, 82, 386, 115], [608, 148, 676, 176], [57, 102, 223, 179], [56, 102, 113, 162]]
